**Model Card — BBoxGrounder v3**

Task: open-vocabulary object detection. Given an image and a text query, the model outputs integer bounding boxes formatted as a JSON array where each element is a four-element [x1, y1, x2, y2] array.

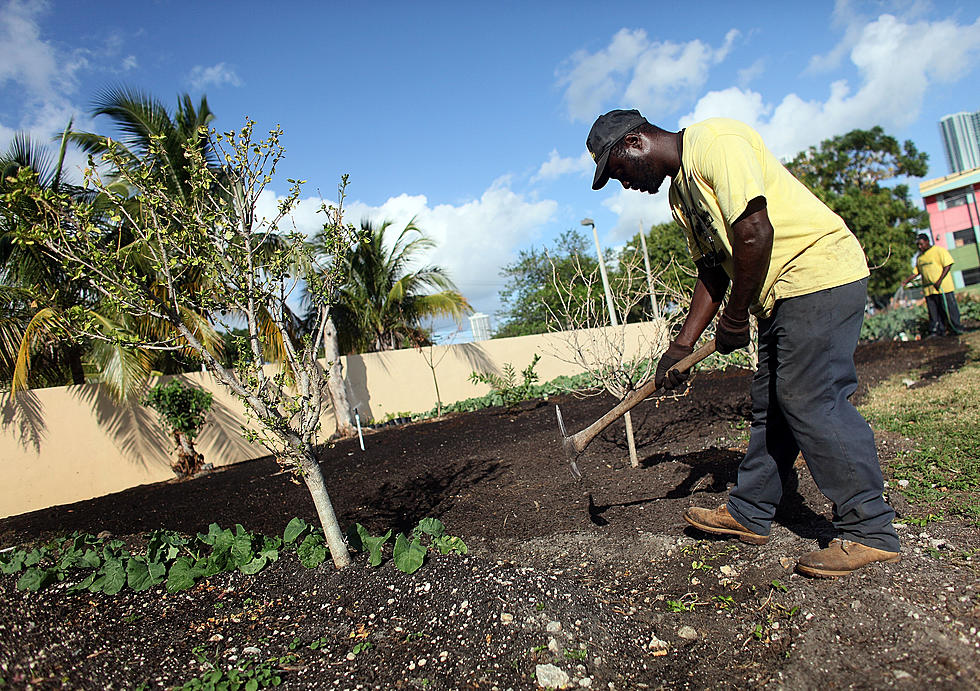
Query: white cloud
[[0, 0, 95, 178], [121, 55, 138, 71], [600, 187, 674, 242], [0, 0, 66, 100], [558, 28, 739, 121], [187, 62, 243, 90], [532, 149, 592, 182], [681, 13, 980, 159], [736, 58, 765, 87], [257, 178, 558, 315]]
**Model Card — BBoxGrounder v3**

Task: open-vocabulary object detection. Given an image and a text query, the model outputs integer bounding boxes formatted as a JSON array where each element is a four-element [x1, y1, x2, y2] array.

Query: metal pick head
[[555, 405, 583, 479]]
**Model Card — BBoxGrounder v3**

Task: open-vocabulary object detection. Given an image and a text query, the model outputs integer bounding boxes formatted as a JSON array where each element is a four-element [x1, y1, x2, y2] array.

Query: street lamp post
[[581, 218, 619, 327]]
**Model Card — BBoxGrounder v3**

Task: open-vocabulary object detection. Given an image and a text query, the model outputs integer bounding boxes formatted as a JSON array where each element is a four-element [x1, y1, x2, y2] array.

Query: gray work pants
[[727, 278, 900, 552], [925, 292, 963, 336]]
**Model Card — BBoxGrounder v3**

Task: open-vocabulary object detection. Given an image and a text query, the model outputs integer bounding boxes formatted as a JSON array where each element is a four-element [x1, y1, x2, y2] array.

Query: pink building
[[918, 167, 980, 287]]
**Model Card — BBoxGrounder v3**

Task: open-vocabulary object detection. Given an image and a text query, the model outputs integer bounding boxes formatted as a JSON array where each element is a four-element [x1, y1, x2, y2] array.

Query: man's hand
[[656, 342, 694, 390], [715, 310, 750, 354]]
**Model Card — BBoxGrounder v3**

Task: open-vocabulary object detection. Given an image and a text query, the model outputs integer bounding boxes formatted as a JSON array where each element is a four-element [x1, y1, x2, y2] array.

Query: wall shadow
[[1, 390, 47, 453], [344, 355, 372, 422], [71, 383, 171, 470], [70, 377, 258, 471], [451, 342, 496, 375]]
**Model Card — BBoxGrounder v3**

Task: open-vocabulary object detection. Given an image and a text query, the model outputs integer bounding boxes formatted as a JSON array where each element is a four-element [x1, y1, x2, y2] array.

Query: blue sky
[[3, 0, 980, 338]]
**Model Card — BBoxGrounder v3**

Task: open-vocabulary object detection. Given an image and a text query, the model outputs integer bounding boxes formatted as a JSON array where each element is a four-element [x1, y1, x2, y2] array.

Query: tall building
[[469, 312, 491, 341], [939, 111, 980, 173]]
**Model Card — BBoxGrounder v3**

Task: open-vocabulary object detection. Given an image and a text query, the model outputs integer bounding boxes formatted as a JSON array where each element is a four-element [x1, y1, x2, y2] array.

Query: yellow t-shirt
[[668, 118, 869, 318], [914, 245, 955, 295]]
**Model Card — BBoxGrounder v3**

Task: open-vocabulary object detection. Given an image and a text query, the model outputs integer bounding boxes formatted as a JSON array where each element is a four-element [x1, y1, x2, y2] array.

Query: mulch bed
[[1, 336, 978, 689]]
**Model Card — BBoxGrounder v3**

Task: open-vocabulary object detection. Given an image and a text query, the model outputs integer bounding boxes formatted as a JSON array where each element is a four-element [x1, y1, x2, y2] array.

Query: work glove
[[715, 310, 751, 355], [656, 342, 694, 390]]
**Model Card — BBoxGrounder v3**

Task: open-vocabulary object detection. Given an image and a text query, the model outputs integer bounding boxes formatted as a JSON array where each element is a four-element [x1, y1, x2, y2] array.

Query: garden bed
[[1, 336, 978, 689]]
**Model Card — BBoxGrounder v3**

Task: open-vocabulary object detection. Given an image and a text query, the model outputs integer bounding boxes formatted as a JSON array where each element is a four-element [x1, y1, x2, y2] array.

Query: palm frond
[[1, 132, 56, 188], [86, 311, 154, 401], [11, 307, 64, 394]]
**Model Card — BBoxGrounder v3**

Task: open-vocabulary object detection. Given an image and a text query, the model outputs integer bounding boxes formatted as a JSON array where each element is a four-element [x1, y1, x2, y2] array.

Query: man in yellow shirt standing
[[903, 233, 963, 337], [587, 109, 900, 577]]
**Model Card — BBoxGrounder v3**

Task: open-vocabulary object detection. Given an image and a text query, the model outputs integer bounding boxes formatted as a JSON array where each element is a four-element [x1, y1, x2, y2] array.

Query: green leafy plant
[[712, 595, 735, 609], [347, 518, 466, 574], [666, 598, 696, 612], [308, 635, 330, 650], [179, 647, 296, 690], [905, 513, 941, 527], [351, 640, 372, 656], [860, 305, 928, 341], [2, 522, 293, 596], [143, 380, 214, 477], [468, 354, 542, 408]]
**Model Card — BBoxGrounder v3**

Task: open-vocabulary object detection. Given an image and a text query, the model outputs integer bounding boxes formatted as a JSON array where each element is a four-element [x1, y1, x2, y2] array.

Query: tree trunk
[[173, 431, 204, 478], [67, 345, 85, 386], [298, 447, 351, 569], [430, 366, 442, 417], [624, 411, 639, 468], [323, 316, 355, 438]]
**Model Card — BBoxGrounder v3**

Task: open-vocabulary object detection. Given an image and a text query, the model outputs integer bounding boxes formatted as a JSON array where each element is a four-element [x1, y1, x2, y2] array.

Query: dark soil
[[2, 337, 978, 690]]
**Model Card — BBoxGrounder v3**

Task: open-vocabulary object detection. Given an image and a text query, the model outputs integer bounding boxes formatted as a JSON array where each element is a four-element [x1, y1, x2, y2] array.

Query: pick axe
[[556, 339, 717, 478]]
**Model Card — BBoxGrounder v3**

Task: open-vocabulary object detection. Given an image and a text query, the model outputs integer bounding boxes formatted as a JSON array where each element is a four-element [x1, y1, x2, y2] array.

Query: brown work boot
[[796, 539, 900, 578], [683, 505, 769, 545]]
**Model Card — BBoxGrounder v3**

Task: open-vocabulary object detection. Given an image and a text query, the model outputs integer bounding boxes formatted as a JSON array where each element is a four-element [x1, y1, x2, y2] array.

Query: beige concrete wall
[[0, 322, 666, 519]]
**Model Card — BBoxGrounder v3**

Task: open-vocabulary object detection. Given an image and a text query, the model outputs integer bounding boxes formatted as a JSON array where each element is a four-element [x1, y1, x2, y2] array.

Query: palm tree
[[68, 87, 218, 202], [1, 127, 94, 389], [66, 88, 225, 393], [327, 218, 471, 354], [2, 89, 225, 399]]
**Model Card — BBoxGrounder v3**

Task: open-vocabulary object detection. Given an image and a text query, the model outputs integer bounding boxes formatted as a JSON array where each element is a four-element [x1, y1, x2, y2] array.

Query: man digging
[[586, 110, 900, 577]]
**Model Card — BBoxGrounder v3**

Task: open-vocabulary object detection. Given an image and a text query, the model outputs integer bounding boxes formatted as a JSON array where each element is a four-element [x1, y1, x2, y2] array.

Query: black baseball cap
[[587, 109, 648, 190]]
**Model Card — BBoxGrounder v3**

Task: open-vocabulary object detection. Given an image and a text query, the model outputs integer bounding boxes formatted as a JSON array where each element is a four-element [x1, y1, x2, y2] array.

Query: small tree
[[143, 379, 213, 477], [7, 121, 357, 568], [547, 253, 686, 466]]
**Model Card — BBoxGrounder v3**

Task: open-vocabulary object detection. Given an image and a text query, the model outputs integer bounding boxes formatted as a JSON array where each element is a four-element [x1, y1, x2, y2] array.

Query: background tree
[[8, 120, 357, 568], [2, 90, 230, 399], [305, 179, 357, 438], [143, 379, 213, 478], [786, 127, 930, 303], [495, 229, 603, 338], [68, 87, 218, 201], [327, 218, 470, 353]]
